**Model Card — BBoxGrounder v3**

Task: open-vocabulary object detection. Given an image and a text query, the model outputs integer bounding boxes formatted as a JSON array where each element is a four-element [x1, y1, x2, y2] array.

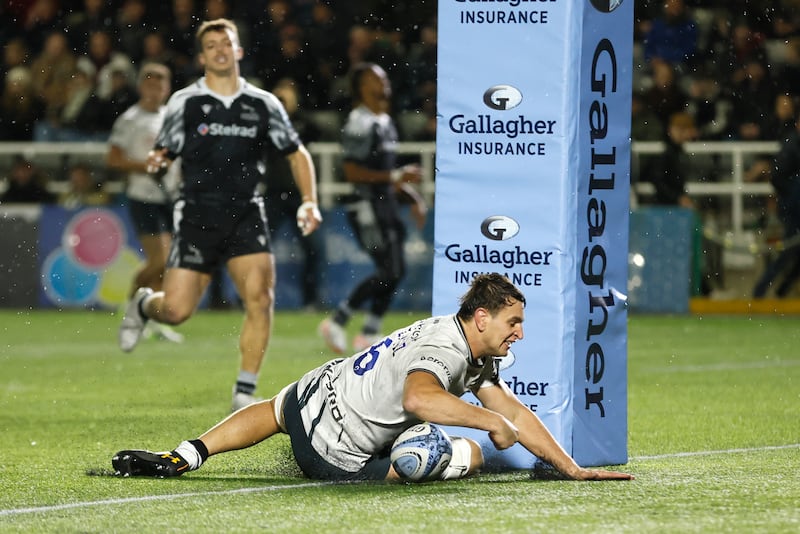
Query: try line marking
[[631, 443, 800, 461], [0, 481, 335, 518], [2, 444, 798, 517]]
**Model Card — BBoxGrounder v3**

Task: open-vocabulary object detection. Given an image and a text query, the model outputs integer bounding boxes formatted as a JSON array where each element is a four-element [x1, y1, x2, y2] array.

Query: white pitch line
[[0, 481, 334, 517], [631, 443, 800, 461], [3, 444, 799, 517], [642, 359, 800, 374]]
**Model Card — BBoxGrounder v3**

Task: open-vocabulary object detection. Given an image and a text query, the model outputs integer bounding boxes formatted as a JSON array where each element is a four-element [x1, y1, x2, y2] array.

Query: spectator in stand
[[345, 25, 374, 75], [2, 37, 30, 83], [52, 67, 107, 140], [63, 0, 116, 55], [728, 56, 776, 141], [773, 38, 800, 95], [753, 109, 800, 298], [771, 2, 800, 39], [57, 163, 110, 209], [642, 111, 698, 208], [0, 156, 55, 204], [630, 91, 664, 193], [165, 0, 201, 85], [641, 58, 687, 132], [102, 64, 139, 129], [642, 0, 698, 70], [721, 19, 768, 88], [30, 31, 77, 129], [303, 0, 352, 108], [19, 0, 61, 55], [685, 72, 732, 141], [265, 78, 325, 311], [767, 94, 799, 143], [115, 0, 150, 64], [743, 95, 799, 183], [77, 30, 137, 101], [140, 31, 181, 86], [250, 0, 294, 86], [406, 23, 437, 114], [258, 23, 316, 99], [0, 66, 45, 141]]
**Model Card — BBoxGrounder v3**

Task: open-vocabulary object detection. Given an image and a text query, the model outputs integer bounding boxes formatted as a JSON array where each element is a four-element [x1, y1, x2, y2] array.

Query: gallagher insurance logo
[[482, 85, 523, 111], [590, 0, 623, 12], [481, 215, 520, 241]]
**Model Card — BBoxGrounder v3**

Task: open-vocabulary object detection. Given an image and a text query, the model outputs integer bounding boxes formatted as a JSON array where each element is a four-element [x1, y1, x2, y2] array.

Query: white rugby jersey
[[295, 314, 501, 472], [109, 104, 177, 203], [156, 77, 301, 199]]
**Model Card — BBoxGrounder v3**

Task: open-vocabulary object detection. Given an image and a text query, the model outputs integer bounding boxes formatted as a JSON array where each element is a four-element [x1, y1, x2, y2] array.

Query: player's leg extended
[[133, 231, 171, 293], [226, 252, 275, 376], [113, 397, 283, 477], [199, 398, 283, 454], [146, 267, 210, 325]]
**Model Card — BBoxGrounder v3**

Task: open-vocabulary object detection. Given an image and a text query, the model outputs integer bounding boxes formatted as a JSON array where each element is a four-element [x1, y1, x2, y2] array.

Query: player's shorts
[[281, 382, 391, 481], [167, 195, 272, 274], [127, 199, 172, 235]]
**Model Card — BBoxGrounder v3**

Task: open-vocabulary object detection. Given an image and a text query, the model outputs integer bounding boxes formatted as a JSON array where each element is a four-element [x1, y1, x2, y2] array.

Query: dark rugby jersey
[[341, 105, 398, 204], [156, 77, 301, 199]]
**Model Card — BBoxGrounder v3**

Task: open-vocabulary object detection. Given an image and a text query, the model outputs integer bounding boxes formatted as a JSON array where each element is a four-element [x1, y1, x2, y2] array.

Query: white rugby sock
[[174, 440, 203, 470]]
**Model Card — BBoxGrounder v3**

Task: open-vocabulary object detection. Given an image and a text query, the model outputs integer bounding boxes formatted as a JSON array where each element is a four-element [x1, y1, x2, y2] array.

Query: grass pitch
[[0, 309, 798, 533]]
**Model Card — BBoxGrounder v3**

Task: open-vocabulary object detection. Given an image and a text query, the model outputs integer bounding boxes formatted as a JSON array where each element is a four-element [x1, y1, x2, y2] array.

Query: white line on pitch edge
[[631, 443, 800, 461], [2, 444, 798, 517], [0, 481, 335, 517]]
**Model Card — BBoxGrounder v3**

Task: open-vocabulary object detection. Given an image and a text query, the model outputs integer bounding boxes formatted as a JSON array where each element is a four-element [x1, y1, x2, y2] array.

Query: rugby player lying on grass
[[113, 274, 633, 482]]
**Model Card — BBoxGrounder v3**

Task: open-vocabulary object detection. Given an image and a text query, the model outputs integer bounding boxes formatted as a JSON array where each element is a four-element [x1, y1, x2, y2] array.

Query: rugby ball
[[390, 423, 453, 482]]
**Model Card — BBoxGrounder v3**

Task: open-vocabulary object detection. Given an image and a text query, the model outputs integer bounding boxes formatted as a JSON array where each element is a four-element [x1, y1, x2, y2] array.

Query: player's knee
[[157, 298, 194, 325], [440, 437, 483, 480], [244, 287, 274, 315], [162, 307, 193, 325]]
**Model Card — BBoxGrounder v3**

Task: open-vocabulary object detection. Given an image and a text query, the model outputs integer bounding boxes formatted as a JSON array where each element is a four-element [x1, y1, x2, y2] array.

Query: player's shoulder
[[400, 315, 465, 351], [344, 106, 379, 136], [239, 80, 282, 108], [166, 80, 206, 107]]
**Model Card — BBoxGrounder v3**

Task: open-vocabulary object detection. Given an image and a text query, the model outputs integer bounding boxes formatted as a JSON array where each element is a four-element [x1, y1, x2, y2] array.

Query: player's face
[[360, 66, 391, 112], [198, 29, 242, 75], [483, 299, 524, 357], [138, 74, 169, 107]]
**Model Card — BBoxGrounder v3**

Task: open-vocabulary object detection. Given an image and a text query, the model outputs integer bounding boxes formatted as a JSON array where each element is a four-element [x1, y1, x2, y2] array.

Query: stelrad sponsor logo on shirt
[[197, 123, 258, 138]]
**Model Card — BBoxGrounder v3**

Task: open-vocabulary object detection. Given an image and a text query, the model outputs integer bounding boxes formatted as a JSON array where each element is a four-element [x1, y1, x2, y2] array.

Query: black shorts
[[167, 196, 272, 273], [128, 199, 172, 235], [283, 383, 391, 481]]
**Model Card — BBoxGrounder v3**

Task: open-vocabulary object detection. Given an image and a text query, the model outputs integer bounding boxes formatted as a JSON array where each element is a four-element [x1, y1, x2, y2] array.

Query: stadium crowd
[[2, 0, 800, 298], [0, 0, 798, 148], [0, 0, 437, 143]]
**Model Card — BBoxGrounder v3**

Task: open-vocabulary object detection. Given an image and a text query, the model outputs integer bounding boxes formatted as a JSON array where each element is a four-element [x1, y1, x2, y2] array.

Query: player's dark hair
[[457, 274, 526, 320], [349, 62, 377, 103]]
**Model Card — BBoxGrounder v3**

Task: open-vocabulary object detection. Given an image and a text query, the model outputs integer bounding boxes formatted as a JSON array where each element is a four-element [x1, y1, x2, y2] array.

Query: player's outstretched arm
[[477, 382, 634, 481], [403, 372, 519, 449]]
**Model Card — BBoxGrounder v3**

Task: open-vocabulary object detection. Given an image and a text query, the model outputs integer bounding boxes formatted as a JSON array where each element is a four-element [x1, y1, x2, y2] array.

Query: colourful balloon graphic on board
[[40, 207, 143, 308], [63, 209, 126, 269]]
